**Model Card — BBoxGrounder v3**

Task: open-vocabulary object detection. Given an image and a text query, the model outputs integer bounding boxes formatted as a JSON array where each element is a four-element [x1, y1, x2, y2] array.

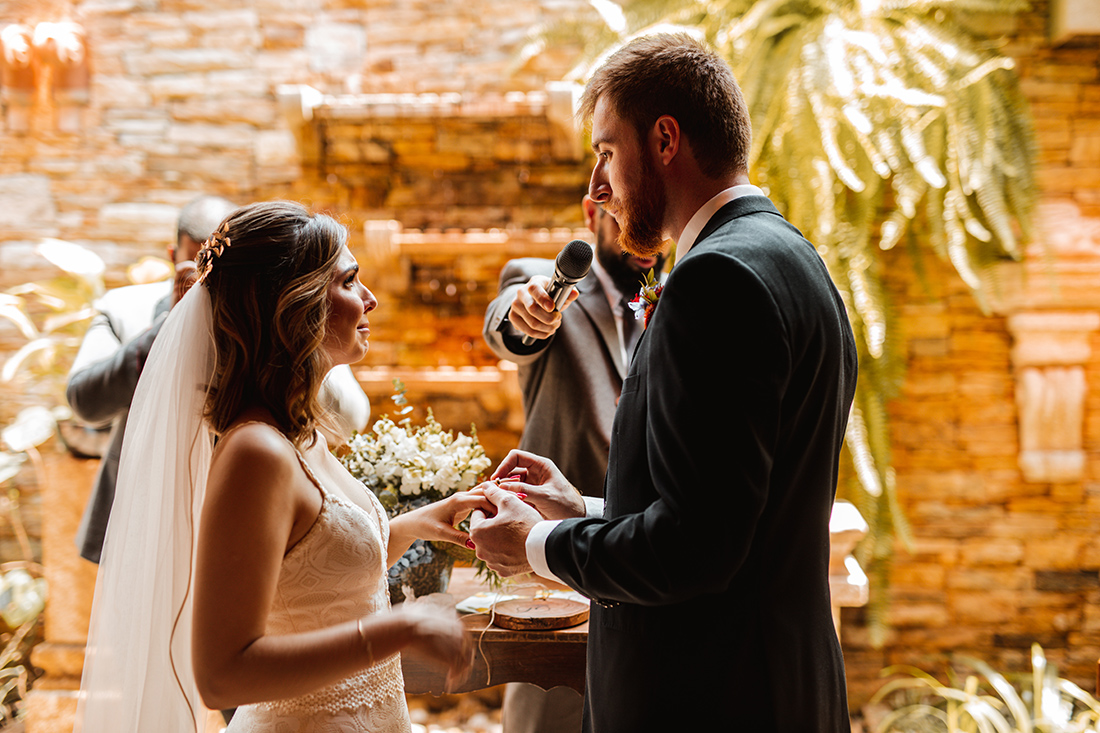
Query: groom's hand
[[469, 488, 541, 577], [491, 450, 585, 521]]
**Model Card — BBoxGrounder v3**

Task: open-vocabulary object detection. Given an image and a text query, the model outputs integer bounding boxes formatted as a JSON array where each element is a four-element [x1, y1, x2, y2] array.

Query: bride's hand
[[397, 491, 495, 547], [397, 599, 473, 689]]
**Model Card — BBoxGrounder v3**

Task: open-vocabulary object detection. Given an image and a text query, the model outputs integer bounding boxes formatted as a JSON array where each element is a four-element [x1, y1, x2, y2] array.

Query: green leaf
[[1, 339, 56, 383], [0, 453, 25, 485], [0, 296, 37, 340], [35, 237, 105, 280], [1, 406, 57, 452]]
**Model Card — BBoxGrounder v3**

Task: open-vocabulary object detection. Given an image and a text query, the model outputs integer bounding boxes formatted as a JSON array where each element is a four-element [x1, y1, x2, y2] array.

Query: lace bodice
[[254, 453, 404, 717]]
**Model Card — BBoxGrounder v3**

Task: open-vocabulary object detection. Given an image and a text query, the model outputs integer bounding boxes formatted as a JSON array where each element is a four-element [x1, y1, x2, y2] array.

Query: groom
[[470, 33, 857, 731]]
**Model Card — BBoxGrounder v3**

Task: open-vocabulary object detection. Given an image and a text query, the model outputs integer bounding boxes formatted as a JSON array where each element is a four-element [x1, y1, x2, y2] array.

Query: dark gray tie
[[620, 296, 640, 365]]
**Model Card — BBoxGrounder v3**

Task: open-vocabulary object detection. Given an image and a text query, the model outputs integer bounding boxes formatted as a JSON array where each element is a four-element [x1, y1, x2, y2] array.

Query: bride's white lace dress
[[226, 451, 411, 733]]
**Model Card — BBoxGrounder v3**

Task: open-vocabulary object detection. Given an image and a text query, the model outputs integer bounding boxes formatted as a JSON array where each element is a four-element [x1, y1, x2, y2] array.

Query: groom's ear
[[651, 115, 680, 166]]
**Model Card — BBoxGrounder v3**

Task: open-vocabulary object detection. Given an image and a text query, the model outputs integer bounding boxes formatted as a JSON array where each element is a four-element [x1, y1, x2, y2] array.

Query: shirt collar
[[676, 184, 765, 257]]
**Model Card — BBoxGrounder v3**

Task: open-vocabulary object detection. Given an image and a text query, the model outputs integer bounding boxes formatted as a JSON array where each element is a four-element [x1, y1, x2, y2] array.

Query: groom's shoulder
[[709, 196, 799, 238], [688, 204, 832, 296], [695, 206, 810, 263]]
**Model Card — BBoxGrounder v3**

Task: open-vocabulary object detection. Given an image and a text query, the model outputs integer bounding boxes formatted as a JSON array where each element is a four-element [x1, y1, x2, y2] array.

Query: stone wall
[[1013, 4, 1100, 218], [841, 213, 1100, 706], [0, 0, 597, 399], [1, 0, 1100, 719], [307, 88, 588, 228]]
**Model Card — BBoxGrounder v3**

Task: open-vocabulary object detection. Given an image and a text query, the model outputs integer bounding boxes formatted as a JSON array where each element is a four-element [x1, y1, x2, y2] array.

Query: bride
[[76, 201, 492, 732]]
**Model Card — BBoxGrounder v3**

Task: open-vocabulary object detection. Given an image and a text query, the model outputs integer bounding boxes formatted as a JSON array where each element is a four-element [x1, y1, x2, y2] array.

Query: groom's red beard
[[609, 151, 669, 258]]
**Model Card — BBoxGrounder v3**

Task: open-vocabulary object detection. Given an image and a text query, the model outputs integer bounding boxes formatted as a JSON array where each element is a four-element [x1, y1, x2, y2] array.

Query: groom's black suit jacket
[[544, 196, 858, 732]]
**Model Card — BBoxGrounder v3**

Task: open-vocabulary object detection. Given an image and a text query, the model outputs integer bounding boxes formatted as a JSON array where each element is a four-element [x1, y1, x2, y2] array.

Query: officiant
[[483, 194, 667, 733]]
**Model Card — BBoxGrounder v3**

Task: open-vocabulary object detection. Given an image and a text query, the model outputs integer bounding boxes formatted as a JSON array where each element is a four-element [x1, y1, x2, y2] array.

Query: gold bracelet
[[356, 618, 374, 665]]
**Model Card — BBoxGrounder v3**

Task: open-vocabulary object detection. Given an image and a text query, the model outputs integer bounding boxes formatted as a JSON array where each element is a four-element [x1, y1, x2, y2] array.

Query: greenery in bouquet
[[336, 381, 500, 588]]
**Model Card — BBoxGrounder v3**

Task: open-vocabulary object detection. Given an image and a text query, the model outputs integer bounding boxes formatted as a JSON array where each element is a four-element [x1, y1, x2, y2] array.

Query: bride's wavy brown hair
[[201, 200, 346, 446]]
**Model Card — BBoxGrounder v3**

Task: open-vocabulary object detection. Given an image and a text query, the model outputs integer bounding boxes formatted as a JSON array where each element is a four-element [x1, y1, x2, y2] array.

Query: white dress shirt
[[525, 183, 766, 584]]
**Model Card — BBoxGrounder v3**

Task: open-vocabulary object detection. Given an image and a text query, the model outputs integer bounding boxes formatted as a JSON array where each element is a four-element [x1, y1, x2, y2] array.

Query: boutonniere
[[628, 269, 663, 329]]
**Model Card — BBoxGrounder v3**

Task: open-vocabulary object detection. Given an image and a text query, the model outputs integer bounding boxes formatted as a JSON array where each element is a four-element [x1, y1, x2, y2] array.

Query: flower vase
[[387, 539, 454, 604]]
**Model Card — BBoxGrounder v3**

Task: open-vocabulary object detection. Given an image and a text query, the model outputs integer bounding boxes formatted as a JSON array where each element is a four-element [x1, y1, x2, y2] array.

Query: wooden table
[[400, 501, 868, 696], [401, 566, 588, 695]]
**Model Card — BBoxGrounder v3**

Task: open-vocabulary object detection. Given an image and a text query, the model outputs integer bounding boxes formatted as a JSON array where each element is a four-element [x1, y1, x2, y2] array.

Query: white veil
[[75, 283, 215, 732]]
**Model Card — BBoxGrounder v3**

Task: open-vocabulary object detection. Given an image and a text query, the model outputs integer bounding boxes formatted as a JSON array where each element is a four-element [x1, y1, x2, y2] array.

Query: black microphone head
[[556, 239, 593, 280]]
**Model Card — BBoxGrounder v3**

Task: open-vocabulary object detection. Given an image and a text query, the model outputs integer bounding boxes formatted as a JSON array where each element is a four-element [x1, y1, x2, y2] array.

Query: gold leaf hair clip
[[195, 227, 231, 284]]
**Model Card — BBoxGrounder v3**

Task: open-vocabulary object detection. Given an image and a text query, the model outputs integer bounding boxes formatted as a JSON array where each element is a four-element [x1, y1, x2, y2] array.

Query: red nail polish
[[465, 539, 476, 550], [516, 492, 528, 499]]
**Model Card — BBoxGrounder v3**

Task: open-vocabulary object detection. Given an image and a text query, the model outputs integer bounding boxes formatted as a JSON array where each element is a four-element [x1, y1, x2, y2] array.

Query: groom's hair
[[578, 32, 752, 180], [202, 200, 346, 447]]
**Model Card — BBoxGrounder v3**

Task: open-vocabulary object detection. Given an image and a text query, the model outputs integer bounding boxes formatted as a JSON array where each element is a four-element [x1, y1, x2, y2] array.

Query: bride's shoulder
[[211, 421, 299, 477]]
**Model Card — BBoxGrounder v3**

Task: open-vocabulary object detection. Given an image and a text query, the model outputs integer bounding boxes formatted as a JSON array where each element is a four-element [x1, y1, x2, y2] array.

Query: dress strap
[[217, 420, 328, 499], [289, 447, 327, 499]]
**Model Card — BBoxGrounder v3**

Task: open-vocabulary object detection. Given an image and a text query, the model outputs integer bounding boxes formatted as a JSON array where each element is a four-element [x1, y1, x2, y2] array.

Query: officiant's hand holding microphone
[[504, 239, 592, 342], [469, 450, 586, 577]]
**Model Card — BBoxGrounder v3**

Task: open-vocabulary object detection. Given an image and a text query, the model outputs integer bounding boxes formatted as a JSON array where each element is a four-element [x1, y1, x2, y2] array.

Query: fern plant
[[871, 644, 1100, 732], [524, 0, 1036, 643]]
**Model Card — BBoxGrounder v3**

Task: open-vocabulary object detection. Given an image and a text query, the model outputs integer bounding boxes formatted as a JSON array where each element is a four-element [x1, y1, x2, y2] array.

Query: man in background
[[483, 194, 666, 732], [67, 195, 370, 564]]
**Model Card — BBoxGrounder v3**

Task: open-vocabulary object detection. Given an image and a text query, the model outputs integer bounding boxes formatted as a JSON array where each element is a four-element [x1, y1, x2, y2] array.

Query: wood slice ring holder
[[490, 597, 589, 630]]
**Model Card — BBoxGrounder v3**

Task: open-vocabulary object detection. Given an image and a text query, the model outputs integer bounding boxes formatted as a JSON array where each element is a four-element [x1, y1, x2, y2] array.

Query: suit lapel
[[573, 274, 627, 380]]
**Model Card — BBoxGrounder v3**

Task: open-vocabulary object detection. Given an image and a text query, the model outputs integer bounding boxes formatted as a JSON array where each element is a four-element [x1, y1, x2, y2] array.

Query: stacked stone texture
[[0, 0, 596, 421], [315, 95, 589, 228], [0, 0, 1098, 714]]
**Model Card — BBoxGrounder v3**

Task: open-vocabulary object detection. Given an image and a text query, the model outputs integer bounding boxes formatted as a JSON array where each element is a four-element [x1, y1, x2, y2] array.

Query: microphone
[[520, 239, 594, 346]]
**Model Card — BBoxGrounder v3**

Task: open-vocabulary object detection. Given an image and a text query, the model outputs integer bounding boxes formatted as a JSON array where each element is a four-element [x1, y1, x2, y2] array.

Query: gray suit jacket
[[67, 281, 371, 563], [484, 259, 628, 498]]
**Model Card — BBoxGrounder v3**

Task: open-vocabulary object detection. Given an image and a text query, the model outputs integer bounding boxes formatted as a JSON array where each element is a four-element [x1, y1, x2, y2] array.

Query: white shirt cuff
[[583, 496, 605, 518], [526, 519, 564, 583]]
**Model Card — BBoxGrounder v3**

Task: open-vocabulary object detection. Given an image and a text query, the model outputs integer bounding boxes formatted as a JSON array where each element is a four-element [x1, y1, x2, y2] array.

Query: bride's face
[[322, 245, 377, 366]]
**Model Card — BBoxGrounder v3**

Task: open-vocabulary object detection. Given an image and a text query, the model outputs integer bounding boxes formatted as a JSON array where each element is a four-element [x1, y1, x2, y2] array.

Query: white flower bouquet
[[335, 382, 497, 599], [339, 410, 491, 516]]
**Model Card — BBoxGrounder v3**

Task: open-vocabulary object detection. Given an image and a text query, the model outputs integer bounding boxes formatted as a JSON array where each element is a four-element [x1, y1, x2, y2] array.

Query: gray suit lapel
[[573, 275, 627, 379]]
